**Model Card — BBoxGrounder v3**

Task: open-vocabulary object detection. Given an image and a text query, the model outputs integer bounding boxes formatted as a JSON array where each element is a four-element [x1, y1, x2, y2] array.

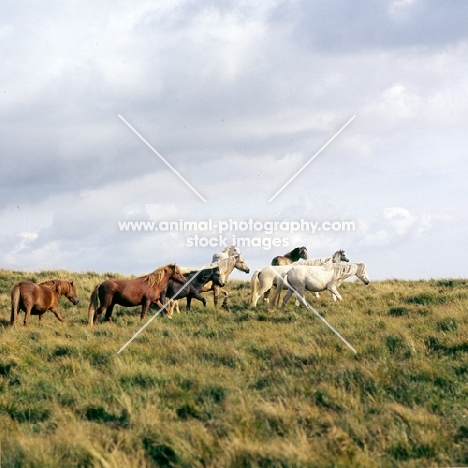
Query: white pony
[[278, 262, 369, 311], [250, 249, 349, 307]]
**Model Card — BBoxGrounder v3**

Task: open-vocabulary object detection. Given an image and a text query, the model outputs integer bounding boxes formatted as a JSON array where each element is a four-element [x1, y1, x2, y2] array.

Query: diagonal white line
[[268, 115, 356, 202], [267, 266, 357, 354], [118, 114, 207, 203], [117, 262, 220, 354]]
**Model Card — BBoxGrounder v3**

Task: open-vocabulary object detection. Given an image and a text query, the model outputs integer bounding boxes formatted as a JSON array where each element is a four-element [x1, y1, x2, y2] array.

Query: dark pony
[[161, 266, 225, 318], [11, 279, 79, 326], [271, 246, 308, 266], [88, 264, 185, 326]]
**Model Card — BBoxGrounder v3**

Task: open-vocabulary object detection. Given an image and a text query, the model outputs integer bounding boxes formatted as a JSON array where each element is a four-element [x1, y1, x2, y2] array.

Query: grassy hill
[[0, 269, 467, 467]]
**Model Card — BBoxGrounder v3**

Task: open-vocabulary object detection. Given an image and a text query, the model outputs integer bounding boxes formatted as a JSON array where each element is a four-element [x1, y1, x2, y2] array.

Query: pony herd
[[9, 246, 369, 326]]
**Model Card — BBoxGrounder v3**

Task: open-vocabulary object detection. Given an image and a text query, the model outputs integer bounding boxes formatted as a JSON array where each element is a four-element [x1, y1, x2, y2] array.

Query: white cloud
[[359, 207, 436, 249], [384, 207, 416, 236], [1, 1, 467, 279]]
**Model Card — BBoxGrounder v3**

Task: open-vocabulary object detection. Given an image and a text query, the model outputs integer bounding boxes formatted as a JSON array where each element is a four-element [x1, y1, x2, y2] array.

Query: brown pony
[[10, 280, 79, 326], [88, 264, 186, 326], [271, 246, 308, 266]]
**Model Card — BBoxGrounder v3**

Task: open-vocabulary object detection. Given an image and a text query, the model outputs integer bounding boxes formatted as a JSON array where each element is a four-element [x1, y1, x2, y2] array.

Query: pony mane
[[206, 253, 249, 275], [205, 255, 236, 272], [195, 267, 219, 279], [332, 263, 357, 279], [40, 279, 58, 290], [291, 246, 307, 256], [141, 264, 177, 287], [40, 279, 71, 294], [302, 257, 331, 266], [222, 245, 239, 254], [212, 246, 240, 262]]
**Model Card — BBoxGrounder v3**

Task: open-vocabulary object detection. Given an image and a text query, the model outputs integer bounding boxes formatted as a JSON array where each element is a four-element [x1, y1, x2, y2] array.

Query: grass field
[[0, 268, 468, 467]]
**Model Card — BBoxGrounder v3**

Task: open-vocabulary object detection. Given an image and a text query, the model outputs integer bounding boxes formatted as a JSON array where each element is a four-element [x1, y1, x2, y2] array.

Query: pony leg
[[140, 301, 151, 320], [23, 306, 33, 326], [103, 305, 114, 323], [296, 292, 318, 304], [271, 278, 289, 309], [188, 292, 206, 310], [251, 288, 267, 307], [255, 280, 274, 306], [162, 297, 172, 318], [259, 276, 274, 305], [269, 283, 281, 310], [165, 303, 173, 319], [94, 307, 104, 324], [10, 304, 17, 326], [213, 285, 219, 307], [328, 286, 342, 301], [296, 291, 308, 307], [221, 288, 229, 308], [280, 289, 294, 312], [49, 307, 65, 322]]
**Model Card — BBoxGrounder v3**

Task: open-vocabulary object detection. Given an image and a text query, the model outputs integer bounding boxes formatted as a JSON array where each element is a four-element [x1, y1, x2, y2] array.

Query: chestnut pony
[[271, 246, 308, 266], [88, 264, 185, 326], [11, 279, 79, 326]]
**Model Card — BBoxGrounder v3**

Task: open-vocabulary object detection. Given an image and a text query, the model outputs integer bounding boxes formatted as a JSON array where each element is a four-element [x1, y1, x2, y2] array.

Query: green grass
[[0, 270, 468, 467]]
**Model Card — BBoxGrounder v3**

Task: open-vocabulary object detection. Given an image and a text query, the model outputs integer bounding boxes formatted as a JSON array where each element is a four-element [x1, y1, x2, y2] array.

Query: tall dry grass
[[0, 270, 467, 467]]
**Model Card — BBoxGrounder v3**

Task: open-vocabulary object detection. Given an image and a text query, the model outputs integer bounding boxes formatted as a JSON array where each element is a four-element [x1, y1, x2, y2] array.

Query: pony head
[[355, 263, 370, 285], [234, 254, 250, 274], [334, 249, 349, 263], [297, 246, 308, 260], [200, 267, 225, 287], [169, 264, 187, 284], [40, 280, 79, 305], [65, 281, 80, 305]]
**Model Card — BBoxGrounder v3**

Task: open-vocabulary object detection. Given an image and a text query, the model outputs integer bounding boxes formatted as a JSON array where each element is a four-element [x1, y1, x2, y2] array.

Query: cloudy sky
[[1, 0, 467, 280]]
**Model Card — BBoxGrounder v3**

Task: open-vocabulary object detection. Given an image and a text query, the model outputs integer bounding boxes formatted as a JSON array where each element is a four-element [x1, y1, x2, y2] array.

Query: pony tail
[[10, 284, 21, 325], [88, 285, 100, 327], [250, 270, 260, 306]]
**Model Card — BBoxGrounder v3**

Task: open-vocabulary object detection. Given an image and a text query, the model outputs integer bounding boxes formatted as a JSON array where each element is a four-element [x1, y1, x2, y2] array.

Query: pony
[[212, 245, 240, 262], [160, 267, 225, 318], [198, 253, 250, 308], [251, 249, 349, 307], [11, 279, 79, 326], [87, 264, 185, 326], [174, 253, 250, 311], [278, 262, 370, 311], [271, 246, 308, 265]]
